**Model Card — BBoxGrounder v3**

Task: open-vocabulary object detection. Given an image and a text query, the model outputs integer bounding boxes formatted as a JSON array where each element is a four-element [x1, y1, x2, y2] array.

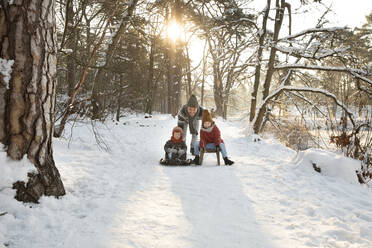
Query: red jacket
[[199, 124, 224, 148]]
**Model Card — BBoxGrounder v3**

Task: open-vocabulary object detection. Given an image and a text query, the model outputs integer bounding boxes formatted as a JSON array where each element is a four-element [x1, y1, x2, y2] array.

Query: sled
[[199, 147, 221, 166], [159, 158, 193, 166]]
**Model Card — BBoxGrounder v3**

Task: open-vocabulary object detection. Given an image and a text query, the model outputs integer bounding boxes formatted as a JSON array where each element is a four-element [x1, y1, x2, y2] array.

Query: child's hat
[[202, 110, 214, 124], [172, 126, 183, 134]]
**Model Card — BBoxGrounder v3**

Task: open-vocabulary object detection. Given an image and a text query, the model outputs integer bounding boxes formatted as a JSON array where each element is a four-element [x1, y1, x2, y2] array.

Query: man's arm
[[177, 105, 189, 140]]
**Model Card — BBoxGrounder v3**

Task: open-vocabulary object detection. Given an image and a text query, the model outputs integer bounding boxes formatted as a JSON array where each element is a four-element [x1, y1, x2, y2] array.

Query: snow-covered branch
[[274, 64, 372, 86], [253, 85, 355, 127], [278, 27, 346, 41], [275, 45, 349, 60]]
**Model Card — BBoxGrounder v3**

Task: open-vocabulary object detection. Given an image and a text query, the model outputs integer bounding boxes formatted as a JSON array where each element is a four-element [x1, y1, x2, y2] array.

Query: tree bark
[[201, 43, 207, 106], [0, 0, 65, 203], [212, 64, 224, 116], [145, 39, 155, 114], [185, 46, 192, 98], [249, 0, 271, 121], [253, 0, 285, 132], [65, 0, 76, 97]]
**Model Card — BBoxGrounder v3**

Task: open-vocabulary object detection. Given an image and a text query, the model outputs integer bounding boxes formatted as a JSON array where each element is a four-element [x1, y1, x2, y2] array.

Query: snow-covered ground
[[1, 114, 372, 248]]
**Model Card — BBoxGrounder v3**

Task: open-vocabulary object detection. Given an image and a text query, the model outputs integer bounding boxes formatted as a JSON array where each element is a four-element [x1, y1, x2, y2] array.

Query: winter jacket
[[164, 139, 187, 160], [199, 124, 224, 148], [177, 104, 204, 138]]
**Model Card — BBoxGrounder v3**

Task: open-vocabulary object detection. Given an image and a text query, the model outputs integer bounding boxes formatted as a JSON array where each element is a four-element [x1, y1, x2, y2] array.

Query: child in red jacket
[[193, 110, 234, 165]]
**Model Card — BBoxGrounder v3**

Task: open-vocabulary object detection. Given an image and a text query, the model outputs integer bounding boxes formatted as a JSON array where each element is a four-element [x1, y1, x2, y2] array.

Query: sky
[[322, 0, 372, 28], [249, 0, 372, 31]]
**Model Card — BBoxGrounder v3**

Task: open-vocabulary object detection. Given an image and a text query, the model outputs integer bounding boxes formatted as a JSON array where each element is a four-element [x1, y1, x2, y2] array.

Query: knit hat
[[187, 94, 199, 108], [202, 110, 214, 125], [171, 126, 183, 143]]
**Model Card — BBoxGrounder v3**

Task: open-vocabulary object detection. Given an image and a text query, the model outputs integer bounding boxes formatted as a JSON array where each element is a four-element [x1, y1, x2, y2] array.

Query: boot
[[193, 155, 200, 165], [190, 147, 195, 155], [223, 157, 234, 166]]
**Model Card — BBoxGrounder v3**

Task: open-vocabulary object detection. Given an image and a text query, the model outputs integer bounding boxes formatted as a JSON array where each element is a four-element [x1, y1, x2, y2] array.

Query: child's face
[[174, 132, 181, 140], [203, 121, 212, 128]]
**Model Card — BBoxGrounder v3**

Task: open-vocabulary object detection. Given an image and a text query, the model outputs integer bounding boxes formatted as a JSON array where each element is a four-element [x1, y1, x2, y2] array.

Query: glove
[[167, 148, 177, 153]]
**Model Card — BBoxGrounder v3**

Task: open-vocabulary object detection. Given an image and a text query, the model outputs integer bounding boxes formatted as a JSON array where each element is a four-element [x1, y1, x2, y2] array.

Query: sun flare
[[167, 20, 184, 42]]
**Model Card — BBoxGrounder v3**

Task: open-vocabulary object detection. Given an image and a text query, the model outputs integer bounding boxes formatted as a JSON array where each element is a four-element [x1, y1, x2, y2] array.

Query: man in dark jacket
[[177, 95, 204, 155]]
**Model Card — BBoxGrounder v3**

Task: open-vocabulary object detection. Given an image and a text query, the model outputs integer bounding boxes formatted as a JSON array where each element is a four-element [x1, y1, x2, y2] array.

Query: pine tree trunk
[[66, 1, 76, 97], [0, 0, 65, 203], [185, 47, 192, 98], [212, 65, 224, 116], [91, 0, 138, 119], [145, 39, 155, 114]]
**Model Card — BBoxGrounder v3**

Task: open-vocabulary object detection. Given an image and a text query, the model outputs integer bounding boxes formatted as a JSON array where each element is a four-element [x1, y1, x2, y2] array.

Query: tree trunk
[[145, 39, 155, 114], [249, 0, 271, 122], [201, 45, 206, 107], [212, 65, 224, 116], [66, 0, 76, 97], [166, 49, 173, 114], [116, 74, 124, 121], [0, 0, 65, 203], [173, 47, 183, 116], [223, 98, 228, 119], [91, 0, 138, 119], [185, 46, 192, 98], [253, 0, 285, 133]]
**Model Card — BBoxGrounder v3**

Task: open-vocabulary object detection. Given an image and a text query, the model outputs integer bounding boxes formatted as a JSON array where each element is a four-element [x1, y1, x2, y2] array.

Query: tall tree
[[198, 1, 256, 118], [0, 0, 65, 202], [91, 0, 139, 120]]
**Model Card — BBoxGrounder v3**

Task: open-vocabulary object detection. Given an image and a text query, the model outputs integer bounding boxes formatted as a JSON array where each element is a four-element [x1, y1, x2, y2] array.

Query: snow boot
[[223, 157, 234, 166], [193, 155, 200, 165], [190, 147, 195, 155]]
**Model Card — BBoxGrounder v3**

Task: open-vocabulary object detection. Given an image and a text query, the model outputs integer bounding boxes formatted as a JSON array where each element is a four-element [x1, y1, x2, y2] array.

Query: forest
[[0, 0, 371, 233], [54, 0, 371, 180], [1, 1, 372, 247]]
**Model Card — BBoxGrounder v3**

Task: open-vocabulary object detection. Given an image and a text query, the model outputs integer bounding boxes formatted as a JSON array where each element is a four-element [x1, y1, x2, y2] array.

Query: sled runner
[[159, 158, 193, 166]]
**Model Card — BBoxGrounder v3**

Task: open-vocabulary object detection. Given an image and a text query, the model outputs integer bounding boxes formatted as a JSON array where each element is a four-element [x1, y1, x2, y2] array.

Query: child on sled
[[160, 126, 190, 165], [193, 110, 234, 166]]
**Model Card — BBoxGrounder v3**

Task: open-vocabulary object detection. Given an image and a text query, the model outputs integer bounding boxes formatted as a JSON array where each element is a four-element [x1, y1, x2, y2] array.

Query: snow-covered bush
[[264, 119, 314, 151], [294, 148, 361, 184]]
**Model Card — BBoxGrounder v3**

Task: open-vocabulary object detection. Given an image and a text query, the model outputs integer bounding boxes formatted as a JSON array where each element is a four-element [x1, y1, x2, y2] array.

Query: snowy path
[[2, 114, 372, 248]]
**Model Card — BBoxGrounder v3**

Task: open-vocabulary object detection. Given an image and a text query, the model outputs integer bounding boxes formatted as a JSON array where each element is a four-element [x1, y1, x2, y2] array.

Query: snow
[[0, 58, 14, 89], [294, 148, 361, 184], [0, 150, 37, 190], [61, 48, 73, 54], [1, 114, 372, 247], [278, 27, 346, 41], [0, 150, 37, 247]]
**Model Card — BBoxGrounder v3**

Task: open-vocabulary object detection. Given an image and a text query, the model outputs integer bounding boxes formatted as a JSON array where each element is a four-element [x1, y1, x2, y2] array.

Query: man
[[177, 95, 204, 155]]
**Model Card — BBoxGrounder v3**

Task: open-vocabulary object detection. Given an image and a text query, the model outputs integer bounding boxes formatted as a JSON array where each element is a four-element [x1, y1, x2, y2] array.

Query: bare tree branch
[[274, 64, 372, 86]]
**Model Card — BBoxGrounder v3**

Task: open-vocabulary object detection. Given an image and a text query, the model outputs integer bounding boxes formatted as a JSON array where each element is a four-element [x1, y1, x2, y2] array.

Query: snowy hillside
[[1, 114, 372, 248]]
